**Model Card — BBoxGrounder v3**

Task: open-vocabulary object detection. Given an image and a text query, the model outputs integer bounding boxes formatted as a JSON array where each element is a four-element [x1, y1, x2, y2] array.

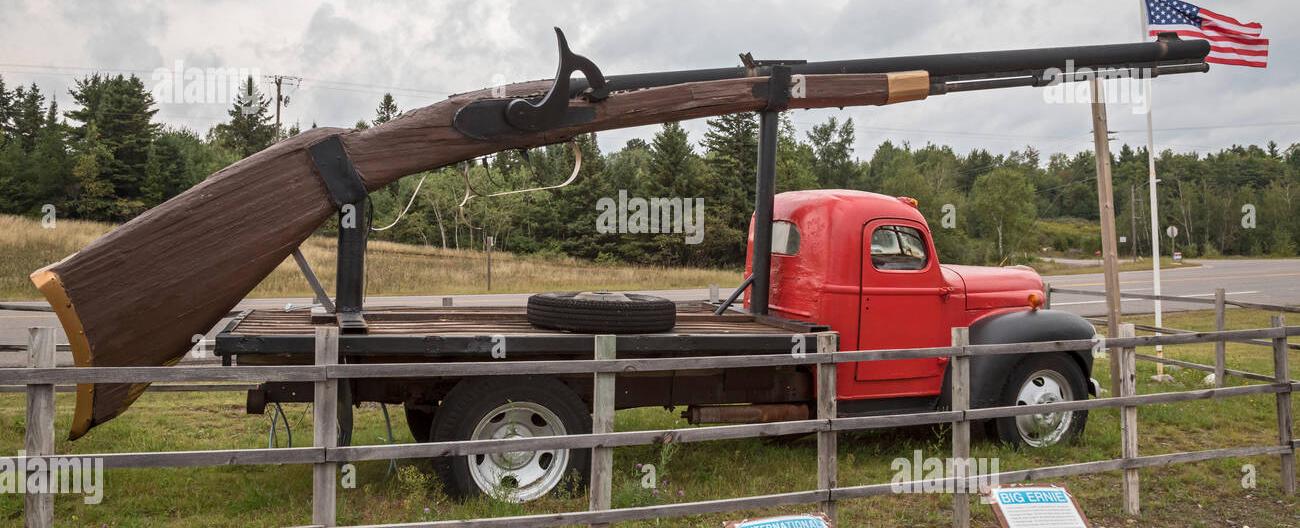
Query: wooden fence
[[1047, 285, 1300, 386], [2, 319, 1296, 527]]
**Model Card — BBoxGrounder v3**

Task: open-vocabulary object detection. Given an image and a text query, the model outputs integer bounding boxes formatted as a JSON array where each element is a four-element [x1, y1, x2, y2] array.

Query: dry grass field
[[0, 214, 739, 301]]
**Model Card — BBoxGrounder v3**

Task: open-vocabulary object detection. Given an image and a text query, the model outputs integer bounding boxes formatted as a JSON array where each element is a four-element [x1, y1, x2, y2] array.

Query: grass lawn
[[1, 313, 1296, 526], [0, 214, 739, 301]]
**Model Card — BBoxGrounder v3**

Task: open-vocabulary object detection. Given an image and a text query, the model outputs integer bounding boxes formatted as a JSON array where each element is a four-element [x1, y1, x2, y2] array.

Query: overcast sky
[[0, 0, 1293, 160]]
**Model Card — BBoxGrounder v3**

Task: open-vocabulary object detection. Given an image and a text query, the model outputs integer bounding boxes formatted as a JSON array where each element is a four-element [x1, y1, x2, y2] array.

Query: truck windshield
[[870, 225, 928, 270]]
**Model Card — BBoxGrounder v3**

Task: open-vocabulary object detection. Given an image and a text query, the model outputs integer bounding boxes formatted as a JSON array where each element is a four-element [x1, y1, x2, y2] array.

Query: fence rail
[[1052, 284, 1299, 387], [2, 317, 1296, 526]]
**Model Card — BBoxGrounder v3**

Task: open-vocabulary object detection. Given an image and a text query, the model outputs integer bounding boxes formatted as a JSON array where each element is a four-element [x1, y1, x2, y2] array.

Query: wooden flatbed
[[218, 301, 830, 413], [215, 301, 829, 365]]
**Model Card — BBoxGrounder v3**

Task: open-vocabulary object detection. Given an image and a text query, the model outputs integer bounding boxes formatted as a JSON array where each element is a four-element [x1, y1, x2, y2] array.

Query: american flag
[[1144, 0, 1268, 68]]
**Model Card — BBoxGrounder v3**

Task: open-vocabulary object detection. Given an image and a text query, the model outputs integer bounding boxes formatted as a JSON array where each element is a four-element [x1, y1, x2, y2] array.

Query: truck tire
[[526, 291, 676, 334], [990, 354, 1089, 448], [404, 405, 435, 444], [431, 376, 590, 502]]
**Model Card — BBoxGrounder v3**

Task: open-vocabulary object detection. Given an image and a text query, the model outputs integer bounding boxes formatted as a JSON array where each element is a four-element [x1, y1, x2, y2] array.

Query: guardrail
[[2, 321, 1296, 527]]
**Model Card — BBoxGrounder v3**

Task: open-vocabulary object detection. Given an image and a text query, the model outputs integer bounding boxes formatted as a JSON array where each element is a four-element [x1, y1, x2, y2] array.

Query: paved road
[[1042, 258, 1300, 317], [2, 259, 1295, 365]]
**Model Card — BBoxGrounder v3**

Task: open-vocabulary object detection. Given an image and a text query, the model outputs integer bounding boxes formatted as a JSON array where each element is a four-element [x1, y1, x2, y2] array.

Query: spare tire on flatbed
[[526, 291, 677, 334]]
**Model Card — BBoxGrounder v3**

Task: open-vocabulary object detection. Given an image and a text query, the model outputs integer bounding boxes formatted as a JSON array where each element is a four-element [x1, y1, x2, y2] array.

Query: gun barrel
[[571, 36, 1210, 96]]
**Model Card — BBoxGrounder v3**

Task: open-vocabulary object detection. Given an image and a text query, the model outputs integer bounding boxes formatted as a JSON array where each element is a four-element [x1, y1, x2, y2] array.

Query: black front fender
[[964, 309, 1097, 408]]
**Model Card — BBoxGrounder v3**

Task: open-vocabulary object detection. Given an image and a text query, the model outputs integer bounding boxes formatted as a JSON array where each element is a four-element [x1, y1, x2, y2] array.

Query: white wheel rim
[[468, 401, 569, 502], [1014, 369, 1075, 447]]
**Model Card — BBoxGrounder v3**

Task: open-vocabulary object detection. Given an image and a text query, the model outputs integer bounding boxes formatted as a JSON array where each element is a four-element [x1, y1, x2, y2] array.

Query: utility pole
[[265, 75, 301, 137], [1090, 77, 1123, 396], [1130, 184, 1138, 262]]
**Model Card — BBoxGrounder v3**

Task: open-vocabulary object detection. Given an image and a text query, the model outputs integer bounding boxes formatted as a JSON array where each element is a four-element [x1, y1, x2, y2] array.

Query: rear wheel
[[432, 376, 589, 502], [991, 355, 1088, 448]]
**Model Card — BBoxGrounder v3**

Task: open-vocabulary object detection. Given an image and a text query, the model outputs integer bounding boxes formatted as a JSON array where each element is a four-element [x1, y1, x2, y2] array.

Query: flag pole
[[1139, 0, 1166, 377]]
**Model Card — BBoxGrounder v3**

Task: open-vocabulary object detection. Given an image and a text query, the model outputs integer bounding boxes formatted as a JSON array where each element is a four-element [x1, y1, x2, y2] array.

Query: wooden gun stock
[[34, 70, 928, 438]]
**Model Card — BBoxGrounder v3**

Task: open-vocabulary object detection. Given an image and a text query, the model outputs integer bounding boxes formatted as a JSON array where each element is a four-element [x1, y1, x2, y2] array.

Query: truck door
[[850, 219, 950, 399]]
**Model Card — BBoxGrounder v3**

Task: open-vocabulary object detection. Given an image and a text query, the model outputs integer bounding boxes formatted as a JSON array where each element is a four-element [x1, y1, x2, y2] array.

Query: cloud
[[0, 0, 1293, 159]]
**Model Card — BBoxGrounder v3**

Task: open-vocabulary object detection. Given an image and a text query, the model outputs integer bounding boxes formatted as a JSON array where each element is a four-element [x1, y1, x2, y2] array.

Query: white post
[[1139, 0, 1164, 361], [950, 328, 971, 528], [590, 335, 616, 527], [1273, 316, 1295, 495], [1119, 323, 1140, 515], [1146, 85, 1164, 362], [1214, 288, 1226, 387], [25, 327, 55, 528], [313, 326, 339, 527], [816, 333, 839, 522]]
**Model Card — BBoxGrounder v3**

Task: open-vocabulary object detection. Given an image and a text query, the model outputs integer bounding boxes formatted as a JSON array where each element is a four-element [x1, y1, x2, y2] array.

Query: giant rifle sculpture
[[32, 29, 1210, 439]]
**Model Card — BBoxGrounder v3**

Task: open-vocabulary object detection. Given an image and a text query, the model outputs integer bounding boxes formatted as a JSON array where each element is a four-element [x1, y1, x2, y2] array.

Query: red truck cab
[[747, 189, 1095, 424]]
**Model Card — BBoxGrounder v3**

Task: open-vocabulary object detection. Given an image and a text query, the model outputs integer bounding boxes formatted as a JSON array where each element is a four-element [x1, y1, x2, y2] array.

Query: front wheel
[[432, 376, 590, 502], [991, 355, 1089, 448]]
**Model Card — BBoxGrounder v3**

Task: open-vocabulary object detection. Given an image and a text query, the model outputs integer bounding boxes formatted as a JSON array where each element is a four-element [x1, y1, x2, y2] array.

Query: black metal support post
[[335, 198, 369, 333], [309, 135, 371, 334], [750, 65, 789, 316], [751, 110, 780, 315]]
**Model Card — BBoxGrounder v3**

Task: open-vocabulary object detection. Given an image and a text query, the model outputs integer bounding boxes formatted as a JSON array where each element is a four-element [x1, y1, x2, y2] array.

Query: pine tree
[[374, 93, 399, 126], [700, 112, 758, 232], [806, 117, 858, 188], [71, 123, 116, 219], [65, 74, 159, 200], [701, 112, 757, 190], [32, 100, 71, 210], [211, 76, 276, 157], [0, 76, 11, 144], [12, 84, 45, 152], [649, 122, 697, 194]]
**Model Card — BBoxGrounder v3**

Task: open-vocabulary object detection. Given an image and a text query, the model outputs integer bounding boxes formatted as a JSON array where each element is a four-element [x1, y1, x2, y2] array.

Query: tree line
[[1, 72, 1296, 269]]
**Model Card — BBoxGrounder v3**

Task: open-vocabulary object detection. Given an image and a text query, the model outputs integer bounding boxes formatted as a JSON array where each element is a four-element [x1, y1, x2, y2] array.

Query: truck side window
[[870, 225, 928, 270], [771, 221, 800, 255]]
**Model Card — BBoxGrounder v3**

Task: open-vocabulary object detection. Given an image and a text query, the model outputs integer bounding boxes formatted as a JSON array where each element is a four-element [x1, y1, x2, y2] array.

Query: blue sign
[[737, 515, 831, 528], [995, 488, 1071, 505]]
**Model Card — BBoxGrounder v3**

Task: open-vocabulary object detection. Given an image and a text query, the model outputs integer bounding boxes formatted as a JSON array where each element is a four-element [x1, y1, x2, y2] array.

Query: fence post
[[1273, 315, 1295, 495], [313, 326, 339, 526], [442, 297, 453, 307], [25, 327, 55, 528], [816, 332, 838, 522], [1118, 323, 1140, 515], [590, 335, 616, 528], [950, 327, 971, 528], [1043, 284, 1052, 310], [1214, 288, 1226, 387]]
